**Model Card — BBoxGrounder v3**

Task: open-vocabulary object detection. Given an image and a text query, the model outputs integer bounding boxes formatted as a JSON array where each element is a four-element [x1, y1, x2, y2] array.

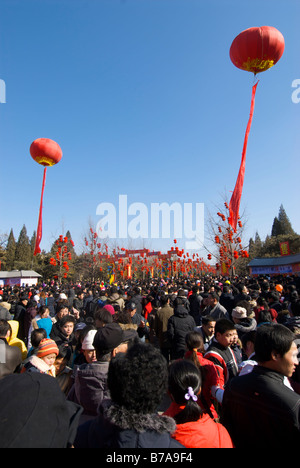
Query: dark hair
[[185, 331, 205, 355], [241, 330, 257, 350], [57, 345, 72, 361], [160, 294, 169, 307], [30, 328, 47, 348], [209, 292, 219, 302], [255, 324, 295, 362], [59, 315, 76, 328], [185, 331, 208, 387], [202, 315, 216, 325], [0, 320, 11, 338], [94, 307, 113, 325], [39, 306, 50, 317], [168, 359, 202, 424], [257, 310, 272, 324], [56, 303, 69, 314], [215, 318, 235, 335], [107, 342, 168, 414]]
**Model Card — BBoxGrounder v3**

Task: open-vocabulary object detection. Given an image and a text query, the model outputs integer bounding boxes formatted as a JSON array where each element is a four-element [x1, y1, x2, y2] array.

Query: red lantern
[[30, 138, 63, 255], [228, 26, 284, 233], [230, 26, 285, 75]]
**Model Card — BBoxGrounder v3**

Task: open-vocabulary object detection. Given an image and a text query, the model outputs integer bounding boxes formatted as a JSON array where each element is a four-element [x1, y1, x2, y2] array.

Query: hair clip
[[184, 387, 198, 402]]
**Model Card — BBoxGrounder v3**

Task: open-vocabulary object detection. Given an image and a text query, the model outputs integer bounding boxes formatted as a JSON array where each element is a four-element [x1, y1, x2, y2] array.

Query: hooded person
[[0, 320, 22, 380], [7, 320, 28, 360], [74, 342, 184, 448], [167, 298, 196, 360], [0, 372, 82, 448]]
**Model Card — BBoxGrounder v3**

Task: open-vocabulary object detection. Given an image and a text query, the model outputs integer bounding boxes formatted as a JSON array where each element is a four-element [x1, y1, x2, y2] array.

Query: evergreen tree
[[14, 225, 32, 268], [249, 231, 263, 258], [271, 205, 295, 236], [30, 231, 37, 256], [6, 229, 16, 270]]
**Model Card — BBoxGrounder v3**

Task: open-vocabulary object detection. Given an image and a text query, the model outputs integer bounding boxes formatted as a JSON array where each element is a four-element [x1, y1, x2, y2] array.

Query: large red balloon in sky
[[30, 138, 63, 255], [229, 25, 285, 75], [228, 26, 284, 234]]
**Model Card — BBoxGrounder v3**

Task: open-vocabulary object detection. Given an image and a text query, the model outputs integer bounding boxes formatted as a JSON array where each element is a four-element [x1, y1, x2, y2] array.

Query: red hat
[[37, 339, 59, 358]]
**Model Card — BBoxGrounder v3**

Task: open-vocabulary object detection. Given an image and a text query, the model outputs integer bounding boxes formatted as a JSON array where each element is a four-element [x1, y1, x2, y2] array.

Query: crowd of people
[[0, 273, 299, 448]]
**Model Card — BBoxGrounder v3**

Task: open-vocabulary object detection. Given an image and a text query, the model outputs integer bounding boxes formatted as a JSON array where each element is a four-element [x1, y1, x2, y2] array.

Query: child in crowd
[[22, 338, 59, 377], [204, 319, 239, 403], [164, 359, 234, 448], [184, 331, 220, 420]]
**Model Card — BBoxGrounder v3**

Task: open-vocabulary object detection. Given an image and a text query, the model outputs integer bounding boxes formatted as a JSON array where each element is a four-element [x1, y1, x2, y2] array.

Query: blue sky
[[0, 0, 299, 257]]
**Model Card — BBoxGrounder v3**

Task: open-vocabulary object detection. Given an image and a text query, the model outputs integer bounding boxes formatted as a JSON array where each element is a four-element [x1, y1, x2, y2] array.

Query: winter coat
[[74, 401, 184, 448], [106, 293, 125, 311], [7, 321, 28, 360], [0, 304, 12, 321], [234, 317, 257, 339], [219, 292, 235, 316], [188, 294, 202, 325], [154, 305, 174, 350], [205, 339, 239, 389], [13, 302, 28, 343], [222, 365, 300, 447], [67, 360, 110, 417], [205, 302, 229, 321], [21, 354, 56, 377], [27, 315, 53, 348], [0, 337, 22, 380], [167, 306, 196, 359], [164, 409, 234, 448]]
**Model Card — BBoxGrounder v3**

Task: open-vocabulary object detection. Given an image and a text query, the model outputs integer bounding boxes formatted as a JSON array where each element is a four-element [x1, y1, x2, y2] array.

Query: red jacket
[[164, 409, 234, 448], [184, 350, 220, 419]]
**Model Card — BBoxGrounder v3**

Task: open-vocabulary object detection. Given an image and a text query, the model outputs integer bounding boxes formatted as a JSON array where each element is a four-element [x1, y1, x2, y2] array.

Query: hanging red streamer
[[228, 81, 259, 232], [34, 167, 47, 255]]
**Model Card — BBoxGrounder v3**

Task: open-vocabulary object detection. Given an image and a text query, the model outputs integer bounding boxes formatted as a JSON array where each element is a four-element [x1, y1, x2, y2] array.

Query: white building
[[0, 270, 42, 287]]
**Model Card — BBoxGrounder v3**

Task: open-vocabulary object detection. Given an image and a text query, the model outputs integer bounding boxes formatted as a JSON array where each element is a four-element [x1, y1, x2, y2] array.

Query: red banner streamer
[[34, 167, 47, 256], [228, 81, 259, 232]]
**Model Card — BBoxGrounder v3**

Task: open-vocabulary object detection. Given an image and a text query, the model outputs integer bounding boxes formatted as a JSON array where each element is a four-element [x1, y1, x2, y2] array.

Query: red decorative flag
[[228, 82, 258, 232]]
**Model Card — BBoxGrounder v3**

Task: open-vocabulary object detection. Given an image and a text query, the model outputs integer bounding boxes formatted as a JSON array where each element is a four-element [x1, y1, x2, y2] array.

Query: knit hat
[[37, 338, 59, 358], [93, 322, 125, 355], [232, 306, 247, 319], [103, 304, 115, 315], [82, 329, 97, 350]]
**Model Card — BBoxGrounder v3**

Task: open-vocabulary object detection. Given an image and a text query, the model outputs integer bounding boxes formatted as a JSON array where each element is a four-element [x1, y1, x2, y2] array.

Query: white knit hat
[[82, 330, 97, 350]]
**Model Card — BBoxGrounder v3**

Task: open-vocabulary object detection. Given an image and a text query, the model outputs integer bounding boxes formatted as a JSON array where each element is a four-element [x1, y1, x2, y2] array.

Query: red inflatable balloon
[[30, 138, 62, 167], [30, 138, 62, 255], [230, 26, 285, 74]]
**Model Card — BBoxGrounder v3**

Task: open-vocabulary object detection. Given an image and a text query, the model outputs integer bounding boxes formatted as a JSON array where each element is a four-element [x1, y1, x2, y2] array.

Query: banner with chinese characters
[[280, 241, 290, 256]]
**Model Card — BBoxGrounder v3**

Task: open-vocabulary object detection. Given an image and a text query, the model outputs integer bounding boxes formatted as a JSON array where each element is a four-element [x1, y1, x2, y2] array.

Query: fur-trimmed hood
[[102, 400, 176, 434]]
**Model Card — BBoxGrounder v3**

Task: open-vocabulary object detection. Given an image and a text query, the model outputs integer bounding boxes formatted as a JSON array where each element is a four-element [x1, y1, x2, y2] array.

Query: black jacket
[[188, 294, 202, 325], [167, 306, 196, 359], [74, 401, 184, 448], [222, 365, 300, 447]]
